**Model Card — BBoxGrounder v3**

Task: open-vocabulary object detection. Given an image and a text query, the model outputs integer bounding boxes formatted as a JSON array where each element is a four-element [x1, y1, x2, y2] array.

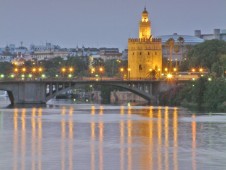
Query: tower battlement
[[128, 38, 161, 43]]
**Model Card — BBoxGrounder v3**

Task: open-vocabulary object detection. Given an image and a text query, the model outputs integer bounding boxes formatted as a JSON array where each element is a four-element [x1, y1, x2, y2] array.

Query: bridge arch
[[0, 79, 179, 105], [46, 82, 155, 103]]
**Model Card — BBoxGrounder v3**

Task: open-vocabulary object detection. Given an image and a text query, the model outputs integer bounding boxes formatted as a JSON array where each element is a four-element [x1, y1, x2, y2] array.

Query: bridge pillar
[[0, 82, 46, 105]]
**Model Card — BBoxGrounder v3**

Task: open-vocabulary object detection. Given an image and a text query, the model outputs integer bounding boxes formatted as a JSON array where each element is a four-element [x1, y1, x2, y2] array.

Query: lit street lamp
[[99, 67, 104, 80], [127, 68, 131, 80]]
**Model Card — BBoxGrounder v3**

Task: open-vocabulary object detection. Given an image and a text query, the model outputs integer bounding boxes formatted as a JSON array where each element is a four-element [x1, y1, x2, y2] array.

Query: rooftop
[[157, 33, 204, 44]]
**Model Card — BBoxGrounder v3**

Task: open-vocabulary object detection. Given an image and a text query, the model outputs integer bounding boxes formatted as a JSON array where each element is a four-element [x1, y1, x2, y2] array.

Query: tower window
[[140, 52, 142, 55], [148, 52, 150, 55]]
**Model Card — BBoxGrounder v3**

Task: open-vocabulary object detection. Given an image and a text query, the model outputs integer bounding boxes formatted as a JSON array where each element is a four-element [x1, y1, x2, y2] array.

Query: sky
[[0, 0, 225, 50]]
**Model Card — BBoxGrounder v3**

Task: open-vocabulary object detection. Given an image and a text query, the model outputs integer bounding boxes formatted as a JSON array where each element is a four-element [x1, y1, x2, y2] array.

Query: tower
[[128, 8, 162, 79], [139, 7, 151, 39]]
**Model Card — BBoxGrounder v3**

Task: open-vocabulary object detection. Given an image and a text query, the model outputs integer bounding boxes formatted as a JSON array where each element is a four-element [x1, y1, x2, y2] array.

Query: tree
[[166, 38, 175, 72], [187, 40, 226, 75], [178, 36, 184, 61]]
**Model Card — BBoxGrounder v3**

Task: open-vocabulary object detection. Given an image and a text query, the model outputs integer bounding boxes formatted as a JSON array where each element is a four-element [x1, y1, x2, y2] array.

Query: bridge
[[0, 78, 186, 106]]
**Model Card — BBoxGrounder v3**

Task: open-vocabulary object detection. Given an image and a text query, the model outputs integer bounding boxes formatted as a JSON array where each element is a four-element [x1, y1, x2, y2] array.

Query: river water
[[0, 99, 226, 170]]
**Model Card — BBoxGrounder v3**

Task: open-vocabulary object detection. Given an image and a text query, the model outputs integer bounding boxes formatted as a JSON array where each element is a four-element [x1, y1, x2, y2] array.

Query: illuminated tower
[[139, 7, 151, 39], [128, 8, 162, 79]]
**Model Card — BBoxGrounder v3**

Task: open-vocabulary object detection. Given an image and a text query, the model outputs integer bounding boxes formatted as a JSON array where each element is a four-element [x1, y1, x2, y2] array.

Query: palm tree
[[178, 36, 184, 62], [166, 38, 175, 72]]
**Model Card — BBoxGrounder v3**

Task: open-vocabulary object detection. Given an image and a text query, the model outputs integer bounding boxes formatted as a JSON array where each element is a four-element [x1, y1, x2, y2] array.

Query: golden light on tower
[[128, 8, 162, 79]]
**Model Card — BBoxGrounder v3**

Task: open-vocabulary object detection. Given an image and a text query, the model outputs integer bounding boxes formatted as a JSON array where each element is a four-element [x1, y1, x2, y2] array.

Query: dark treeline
[[161, 39, 226, 112]]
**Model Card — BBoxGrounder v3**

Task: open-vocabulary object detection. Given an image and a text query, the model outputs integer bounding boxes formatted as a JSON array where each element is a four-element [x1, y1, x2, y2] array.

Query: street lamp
[[69, 67, 74, 73], [22, 67, 26, 73], [120, 67, 124, 79], [127, 68, 131, 80], [99, 67, 104, 80], [173, 67, 177, 72], [38, 67, 43, 73], [149, 68, 153, 79], [164, 68, 168, 72], [91, 68, 95, 74], [61, 67, 66, 78]]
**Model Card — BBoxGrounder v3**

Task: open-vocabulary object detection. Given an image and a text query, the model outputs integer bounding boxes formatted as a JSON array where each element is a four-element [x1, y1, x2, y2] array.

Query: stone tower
[[128, 8, 162, 79], [139, 7, 151, 39]]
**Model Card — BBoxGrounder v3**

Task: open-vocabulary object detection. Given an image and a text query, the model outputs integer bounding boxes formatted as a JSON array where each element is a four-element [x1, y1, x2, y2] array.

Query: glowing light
[[68, 74, 72, 78], [69, 67, 73, 72], [14, 68, 19, 72], [99, 67, 104, 72], [22, 67, 26, 72], [32, 68, 37, 72], [166, 74, 173, 79], [61, 68, 66, 72]]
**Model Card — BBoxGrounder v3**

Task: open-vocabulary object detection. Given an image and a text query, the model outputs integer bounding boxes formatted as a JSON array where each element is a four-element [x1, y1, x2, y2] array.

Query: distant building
[[157, 33, 204, 61], [31, 50, 69, 61], [70, 46, 100, 57], [30, 43, 60, 52], [128, 8, 162, 79], [0, 55, 13, 62], [99, 48, 122, 61], [194, 29, 226, 41]]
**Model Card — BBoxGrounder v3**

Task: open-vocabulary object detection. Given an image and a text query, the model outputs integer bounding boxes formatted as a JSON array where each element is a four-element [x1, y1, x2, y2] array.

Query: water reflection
[[7, 105, 202, 169], [192, 114, 197, 170]]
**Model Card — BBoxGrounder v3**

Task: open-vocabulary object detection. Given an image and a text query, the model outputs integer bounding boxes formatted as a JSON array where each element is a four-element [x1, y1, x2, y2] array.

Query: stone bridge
[[0, 79, 185, 105]]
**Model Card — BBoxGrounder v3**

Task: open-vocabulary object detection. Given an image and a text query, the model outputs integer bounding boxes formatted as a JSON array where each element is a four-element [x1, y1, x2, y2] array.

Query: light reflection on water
[[0, 105, 226, 169]]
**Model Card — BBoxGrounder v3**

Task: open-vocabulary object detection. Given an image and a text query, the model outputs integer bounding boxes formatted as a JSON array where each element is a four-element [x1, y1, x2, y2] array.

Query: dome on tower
[[142, 7, 148, 14]]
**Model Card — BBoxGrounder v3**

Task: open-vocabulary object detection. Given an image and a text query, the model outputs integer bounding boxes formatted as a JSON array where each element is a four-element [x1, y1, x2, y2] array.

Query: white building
[[194, 29, 226, 41]]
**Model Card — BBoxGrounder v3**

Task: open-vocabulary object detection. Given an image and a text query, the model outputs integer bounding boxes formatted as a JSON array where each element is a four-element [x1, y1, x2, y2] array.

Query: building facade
[[194, 29, 226, 41], [157, 33, 204, 61], [128, 8, 162, 79]]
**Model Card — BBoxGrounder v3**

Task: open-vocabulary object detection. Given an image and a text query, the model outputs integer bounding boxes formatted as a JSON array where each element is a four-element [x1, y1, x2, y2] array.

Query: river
[[0, 98, 226, 169]]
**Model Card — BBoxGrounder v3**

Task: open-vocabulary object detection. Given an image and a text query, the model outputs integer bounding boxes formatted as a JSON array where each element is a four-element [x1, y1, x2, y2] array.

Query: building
[[194, 29, 226, 41], [99, 48, 122, 61], [157, 33, 204, 61], [128, 8, 162, 79], [31, 50, 69, 61]]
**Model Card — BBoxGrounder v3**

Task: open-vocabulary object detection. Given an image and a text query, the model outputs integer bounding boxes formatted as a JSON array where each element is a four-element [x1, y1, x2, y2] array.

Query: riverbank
[[159, 77, 226, 112]]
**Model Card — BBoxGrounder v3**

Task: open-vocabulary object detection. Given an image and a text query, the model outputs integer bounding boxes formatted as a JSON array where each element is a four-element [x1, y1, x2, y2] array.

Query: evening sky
[[0, 0, 225, 50]]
